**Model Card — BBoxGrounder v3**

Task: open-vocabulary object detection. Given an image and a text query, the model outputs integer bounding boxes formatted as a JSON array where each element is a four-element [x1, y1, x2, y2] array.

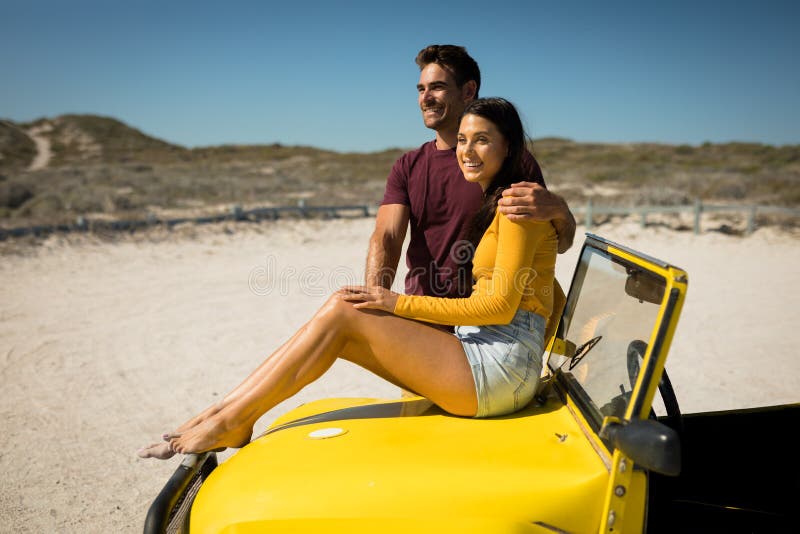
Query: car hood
[[190, 396, 609, 533]]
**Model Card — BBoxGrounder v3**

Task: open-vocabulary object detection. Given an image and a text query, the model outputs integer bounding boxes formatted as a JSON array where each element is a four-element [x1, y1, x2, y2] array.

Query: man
[[366, 45, 575, 332]]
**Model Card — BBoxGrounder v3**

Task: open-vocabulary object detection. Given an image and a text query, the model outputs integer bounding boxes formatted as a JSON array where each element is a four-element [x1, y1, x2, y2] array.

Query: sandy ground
[[25, 123, 53, 171], [1, 217, 799, 532]]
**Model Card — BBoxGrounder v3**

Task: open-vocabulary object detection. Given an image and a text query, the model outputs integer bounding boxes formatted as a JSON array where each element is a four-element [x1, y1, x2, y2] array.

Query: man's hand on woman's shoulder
[[498, 182, 576, 253], [498, 182, 562, 221]]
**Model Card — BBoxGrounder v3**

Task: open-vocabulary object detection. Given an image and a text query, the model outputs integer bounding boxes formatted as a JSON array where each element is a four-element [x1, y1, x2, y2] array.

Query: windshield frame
[[548, 234, 688, 446]]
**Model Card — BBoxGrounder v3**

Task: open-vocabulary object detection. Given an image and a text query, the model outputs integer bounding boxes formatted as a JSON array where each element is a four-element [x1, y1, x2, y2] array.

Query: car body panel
[[191, 396, 610, 533], [216, 517, 566, 533]]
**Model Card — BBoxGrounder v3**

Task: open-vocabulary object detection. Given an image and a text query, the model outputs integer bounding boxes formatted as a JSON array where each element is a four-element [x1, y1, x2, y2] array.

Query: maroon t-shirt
[[381, 140, 545, 299]]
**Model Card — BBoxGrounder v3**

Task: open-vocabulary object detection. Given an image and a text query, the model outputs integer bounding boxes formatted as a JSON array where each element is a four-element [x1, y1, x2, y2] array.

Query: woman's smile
[[456, 114, 508, 191]]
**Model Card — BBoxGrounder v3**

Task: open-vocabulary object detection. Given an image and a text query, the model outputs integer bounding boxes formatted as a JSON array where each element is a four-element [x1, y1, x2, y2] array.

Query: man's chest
[[407, 169, 481, 226]]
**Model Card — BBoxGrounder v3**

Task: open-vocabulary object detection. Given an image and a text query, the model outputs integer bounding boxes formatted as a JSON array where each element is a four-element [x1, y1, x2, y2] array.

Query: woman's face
[[456, 113, 508, 191]]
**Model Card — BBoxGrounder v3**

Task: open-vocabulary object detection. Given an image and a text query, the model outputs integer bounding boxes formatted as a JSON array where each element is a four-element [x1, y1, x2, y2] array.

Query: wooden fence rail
[[1, 200, 797, 241], [0, 203, 373, 240], [575, 199, 800, 235]]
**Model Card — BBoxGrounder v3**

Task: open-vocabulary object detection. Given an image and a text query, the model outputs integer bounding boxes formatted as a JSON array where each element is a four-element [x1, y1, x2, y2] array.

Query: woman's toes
[[137, 442, 175, 460]]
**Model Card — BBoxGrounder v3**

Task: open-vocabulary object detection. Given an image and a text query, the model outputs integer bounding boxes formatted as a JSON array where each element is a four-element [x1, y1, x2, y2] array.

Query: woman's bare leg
[[170, 298, 354, 431], [180, 328, 309, 426], [137, 325, 316, 458], [168, 295, 476, 455]]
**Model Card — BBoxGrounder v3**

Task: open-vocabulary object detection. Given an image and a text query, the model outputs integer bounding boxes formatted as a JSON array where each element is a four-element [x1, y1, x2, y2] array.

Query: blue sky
[[1, 0, 798, 152]]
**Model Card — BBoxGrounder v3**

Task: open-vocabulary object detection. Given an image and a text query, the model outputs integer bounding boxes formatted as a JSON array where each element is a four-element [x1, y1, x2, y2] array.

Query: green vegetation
[[0, 114, 797, 225], [0, 121, 36, 170]]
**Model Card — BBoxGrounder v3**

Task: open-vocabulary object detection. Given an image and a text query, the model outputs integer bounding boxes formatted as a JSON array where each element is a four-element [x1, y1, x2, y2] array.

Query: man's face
[[417, 63, 469, 132]]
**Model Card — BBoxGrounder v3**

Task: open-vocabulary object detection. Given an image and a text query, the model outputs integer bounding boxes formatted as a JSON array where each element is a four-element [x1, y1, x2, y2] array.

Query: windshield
[[552, 246, 666, 428]]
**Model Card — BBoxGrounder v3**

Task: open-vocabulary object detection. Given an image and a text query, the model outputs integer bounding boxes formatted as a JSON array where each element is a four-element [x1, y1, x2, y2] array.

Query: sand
[[25, 123, 53, 171], [1, 217, 798, 532]]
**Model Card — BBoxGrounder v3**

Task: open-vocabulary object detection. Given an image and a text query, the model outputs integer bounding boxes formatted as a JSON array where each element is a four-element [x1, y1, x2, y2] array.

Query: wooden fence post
[[586, 199, 593, 231], [230, 204, 243, 221], [693, 199, 702, 235], [747, 205, 757, 235]]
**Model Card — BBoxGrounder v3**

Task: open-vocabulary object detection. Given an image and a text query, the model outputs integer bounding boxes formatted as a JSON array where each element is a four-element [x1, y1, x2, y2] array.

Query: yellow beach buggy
[[144, 234, 797, 533]]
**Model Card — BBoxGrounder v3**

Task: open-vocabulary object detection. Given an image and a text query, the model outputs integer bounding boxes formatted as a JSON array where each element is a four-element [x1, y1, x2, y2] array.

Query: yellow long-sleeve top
[[393, 210, 558, 326]]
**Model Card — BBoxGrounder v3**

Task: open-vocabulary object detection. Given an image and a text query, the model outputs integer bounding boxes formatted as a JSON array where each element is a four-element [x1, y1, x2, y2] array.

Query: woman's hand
[[338, 285, 399, 313]]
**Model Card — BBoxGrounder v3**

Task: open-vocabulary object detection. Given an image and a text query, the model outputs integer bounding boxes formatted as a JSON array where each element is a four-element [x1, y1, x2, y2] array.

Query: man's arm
[[498, 182, 576, 254], [365, 204, 410, 288]]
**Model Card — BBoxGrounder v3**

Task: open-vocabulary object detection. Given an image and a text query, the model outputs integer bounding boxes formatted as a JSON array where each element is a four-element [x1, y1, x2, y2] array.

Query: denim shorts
[[455, 309, 546, 418]]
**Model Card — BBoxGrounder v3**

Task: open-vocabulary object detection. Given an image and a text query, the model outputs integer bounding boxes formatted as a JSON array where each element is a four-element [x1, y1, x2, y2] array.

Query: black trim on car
[[558, 371, 605, 431], [144, 452, 217, 534]]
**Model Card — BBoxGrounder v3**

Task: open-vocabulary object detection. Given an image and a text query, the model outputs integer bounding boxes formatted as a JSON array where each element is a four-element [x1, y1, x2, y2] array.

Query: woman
[[139, 98, 557, 459]]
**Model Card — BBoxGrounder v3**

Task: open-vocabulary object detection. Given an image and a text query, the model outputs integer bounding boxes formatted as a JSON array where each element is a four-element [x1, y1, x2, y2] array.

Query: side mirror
[[600, 418, 681, 476]]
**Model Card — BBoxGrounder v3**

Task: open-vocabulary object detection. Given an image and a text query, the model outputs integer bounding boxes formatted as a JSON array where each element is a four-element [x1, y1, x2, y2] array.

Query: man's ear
[[461, 80, 477, 101]]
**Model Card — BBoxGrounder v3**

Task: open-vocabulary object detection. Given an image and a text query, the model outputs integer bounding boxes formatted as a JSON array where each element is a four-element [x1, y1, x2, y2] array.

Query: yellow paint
[[191, 396, 609, 534], [217, 517, 566, 533], [596, 243, 687, 533]]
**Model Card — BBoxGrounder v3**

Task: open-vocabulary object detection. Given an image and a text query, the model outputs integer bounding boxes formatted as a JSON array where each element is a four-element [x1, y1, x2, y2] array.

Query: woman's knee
[[315, 294, 359, 330]]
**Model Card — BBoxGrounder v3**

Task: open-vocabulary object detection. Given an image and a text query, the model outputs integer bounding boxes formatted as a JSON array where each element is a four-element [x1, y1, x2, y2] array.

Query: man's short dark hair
[[415, 45, 481, 98]]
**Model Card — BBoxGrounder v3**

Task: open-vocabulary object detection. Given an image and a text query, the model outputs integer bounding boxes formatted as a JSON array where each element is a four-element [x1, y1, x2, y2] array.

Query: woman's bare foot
[[169, 414, 252, 455], [137, 441, 176, 460], [138, 399, 238, 460], [174, 401, 226, 434]]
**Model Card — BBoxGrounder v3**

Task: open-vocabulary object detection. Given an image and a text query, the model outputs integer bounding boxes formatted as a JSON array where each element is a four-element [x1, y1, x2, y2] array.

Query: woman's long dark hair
[[460, 97, 531, 251]]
